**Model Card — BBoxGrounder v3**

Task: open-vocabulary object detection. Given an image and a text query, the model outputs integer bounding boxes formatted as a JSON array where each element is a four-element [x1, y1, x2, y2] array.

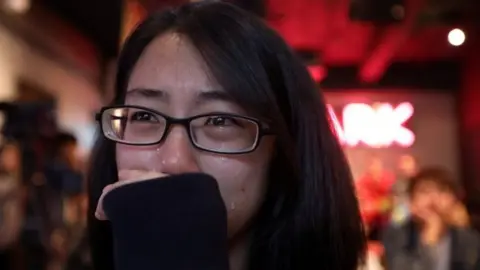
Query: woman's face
[[116, 33, 275, 238]]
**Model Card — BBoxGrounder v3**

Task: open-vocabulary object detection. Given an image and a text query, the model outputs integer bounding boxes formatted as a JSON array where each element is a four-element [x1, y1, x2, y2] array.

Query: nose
[[156, 125, 199, 175]]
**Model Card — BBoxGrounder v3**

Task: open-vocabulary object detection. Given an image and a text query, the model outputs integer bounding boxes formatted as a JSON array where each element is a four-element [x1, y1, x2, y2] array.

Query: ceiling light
[[448, 28, 466, 47]]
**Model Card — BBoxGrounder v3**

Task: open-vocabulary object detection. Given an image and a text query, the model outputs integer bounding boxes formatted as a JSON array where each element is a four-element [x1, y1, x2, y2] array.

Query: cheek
[[198, 152, 272, 238], [199, 155, 267, 203], [439, 193, 455, 207], [412, 195, 429, 209]]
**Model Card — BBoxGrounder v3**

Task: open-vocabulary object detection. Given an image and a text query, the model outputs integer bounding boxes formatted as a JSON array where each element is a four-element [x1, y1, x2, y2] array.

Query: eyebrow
[[127, 88, 235, 104], [195, 90, 234, 105], [126, 88, 169, 101]]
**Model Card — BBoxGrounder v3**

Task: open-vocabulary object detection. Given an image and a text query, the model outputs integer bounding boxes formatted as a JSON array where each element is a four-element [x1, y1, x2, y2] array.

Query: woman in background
[[88, 2, 365, 270], [383, 168, 480, 270]]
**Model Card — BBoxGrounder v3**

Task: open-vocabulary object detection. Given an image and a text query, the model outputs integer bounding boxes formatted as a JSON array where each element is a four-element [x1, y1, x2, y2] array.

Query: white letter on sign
[[342, 102, 415, 148]]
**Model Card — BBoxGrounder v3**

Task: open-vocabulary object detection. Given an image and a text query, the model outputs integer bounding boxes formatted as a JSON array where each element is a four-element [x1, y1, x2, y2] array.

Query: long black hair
[[87, 2, 365, 270]]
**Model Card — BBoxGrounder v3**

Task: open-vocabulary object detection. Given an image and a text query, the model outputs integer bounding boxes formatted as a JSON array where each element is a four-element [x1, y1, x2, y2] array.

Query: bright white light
[[448, 28, 466, 46]]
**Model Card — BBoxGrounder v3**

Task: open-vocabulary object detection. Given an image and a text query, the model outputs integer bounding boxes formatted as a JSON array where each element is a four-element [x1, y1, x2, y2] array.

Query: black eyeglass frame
[[95, 105, 274, 154]]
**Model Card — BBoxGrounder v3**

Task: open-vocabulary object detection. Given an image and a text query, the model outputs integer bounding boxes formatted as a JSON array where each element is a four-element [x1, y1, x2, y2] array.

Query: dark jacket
[[383, 220, 480, 270], [103, 173, 230, 270]]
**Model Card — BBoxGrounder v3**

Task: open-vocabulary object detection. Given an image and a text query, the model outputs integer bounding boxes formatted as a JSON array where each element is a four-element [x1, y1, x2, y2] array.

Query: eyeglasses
[[96, 105, 273, 154]]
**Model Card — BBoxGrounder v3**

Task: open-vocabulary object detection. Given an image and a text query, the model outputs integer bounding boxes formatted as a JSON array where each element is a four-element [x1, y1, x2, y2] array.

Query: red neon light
[[308, 65, 327, 82], [328, 102, 415, 148]]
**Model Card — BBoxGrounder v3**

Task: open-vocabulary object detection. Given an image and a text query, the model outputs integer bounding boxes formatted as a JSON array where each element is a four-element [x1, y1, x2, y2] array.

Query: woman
[[383, 168, 480, 270], [88, 2, 365, 270]]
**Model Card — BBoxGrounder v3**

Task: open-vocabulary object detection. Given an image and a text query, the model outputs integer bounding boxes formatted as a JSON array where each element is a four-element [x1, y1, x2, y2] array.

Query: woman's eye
[[130, 111, 158, 122], [205, 116, 238, 127]]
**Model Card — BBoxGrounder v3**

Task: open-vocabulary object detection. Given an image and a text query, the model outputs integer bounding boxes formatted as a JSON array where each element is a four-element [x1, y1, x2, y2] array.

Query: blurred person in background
[[0, 142, 23, 270], [356, 157, 396, 241], [390, 154, 418, 225], [383, 167, 478, 270], [44, 132, 85, 270], [20, 131, 85, 270], [358, 213, 385, 270], [65, 194, 92, 270]]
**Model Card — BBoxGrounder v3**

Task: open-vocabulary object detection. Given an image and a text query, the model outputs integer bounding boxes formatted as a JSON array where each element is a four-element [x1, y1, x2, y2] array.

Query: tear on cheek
[[230, 201, 236, 211]]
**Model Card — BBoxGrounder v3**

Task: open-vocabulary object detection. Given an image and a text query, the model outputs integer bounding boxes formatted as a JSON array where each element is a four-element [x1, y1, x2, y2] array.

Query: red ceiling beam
[[359, 0, 426, 83]]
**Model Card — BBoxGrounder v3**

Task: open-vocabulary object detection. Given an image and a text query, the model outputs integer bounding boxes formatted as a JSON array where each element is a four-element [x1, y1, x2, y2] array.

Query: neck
[[229, 235, 250, 270]]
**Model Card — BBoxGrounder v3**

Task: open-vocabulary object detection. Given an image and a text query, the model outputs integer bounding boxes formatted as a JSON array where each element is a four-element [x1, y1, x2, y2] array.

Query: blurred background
[[0, 0, 477, 269]]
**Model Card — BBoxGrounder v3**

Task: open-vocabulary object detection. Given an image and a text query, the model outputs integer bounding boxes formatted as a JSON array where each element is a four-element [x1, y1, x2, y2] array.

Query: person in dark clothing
[[48, 133, 86, 270], [88, 2, 366, 270], [65, 233, 92, 270], [25, 132, 85, 270], [383, 167, 480, 270], [0, 142, 23, 270]]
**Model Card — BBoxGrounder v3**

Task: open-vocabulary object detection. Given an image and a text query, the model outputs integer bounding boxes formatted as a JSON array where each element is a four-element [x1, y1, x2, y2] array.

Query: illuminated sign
[[328, 102, 415, 148]]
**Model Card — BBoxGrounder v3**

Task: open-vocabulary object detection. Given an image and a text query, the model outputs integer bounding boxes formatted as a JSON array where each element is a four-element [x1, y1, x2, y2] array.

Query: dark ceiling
[[39, 0, 123, 60]]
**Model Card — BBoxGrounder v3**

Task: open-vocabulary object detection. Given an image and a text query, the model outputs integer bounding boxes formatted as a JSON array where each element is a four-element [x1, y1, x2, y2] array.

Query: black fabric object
[[103, 173, 230, 270]]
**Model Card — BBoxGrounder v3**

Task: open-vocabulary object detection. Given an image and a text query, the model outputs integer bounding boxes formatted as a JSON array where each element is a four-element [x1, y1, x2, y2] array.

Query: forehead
[[127, 32, 218, 93], [414, 179, 448, 193]]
